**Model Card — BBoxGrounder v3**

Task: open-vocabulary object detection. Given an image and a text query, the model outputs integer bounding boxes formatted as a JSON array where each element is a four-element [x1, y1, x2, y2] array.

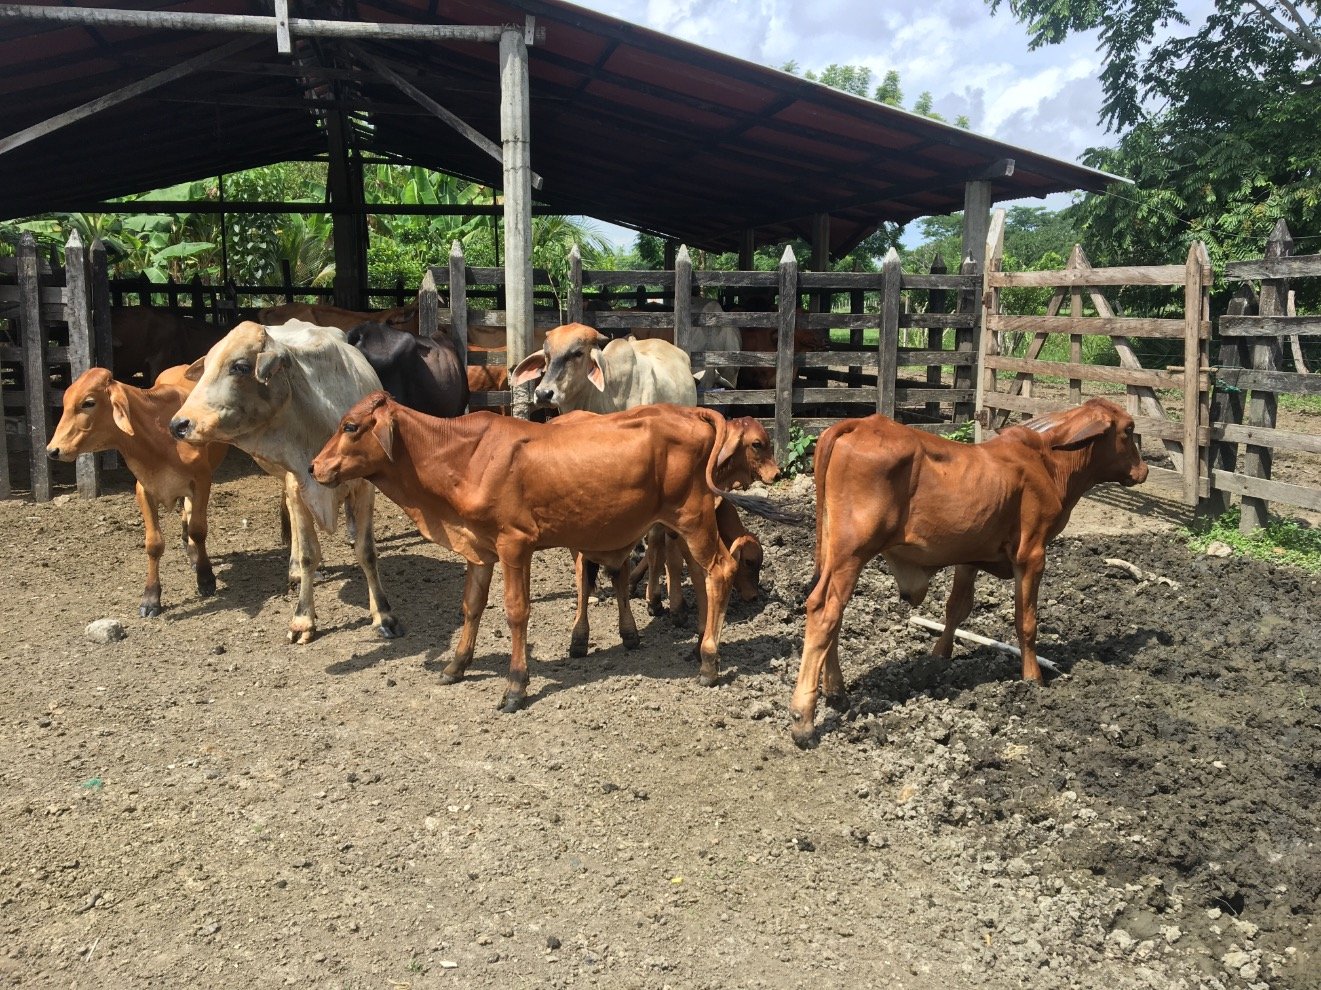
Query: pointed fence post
[[19, 233, 51, 501], [954, 255, 979, 424], [674, 245, 693, 355], [90, 237, 118, 471], [975, 211, 1006, 440], [773, 246, 797, 464], [418, 269, 440, 339], [926, 254, 948, 420], [877, 248, 901, 418], [1240, 221, 1290, 530], [65, 231, 100, 498], [567, 243, 584, 325]]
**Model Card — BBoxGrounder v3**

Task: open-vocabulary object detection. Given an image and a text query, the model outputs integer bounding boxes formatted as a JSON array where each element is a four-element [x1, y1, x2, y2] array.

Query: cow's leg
[[644, 527, 666, 616], [135, 482, 165, 617], [610, 558, 640, 650], [444, 562, 493, 683], [345, 484, 403, 638], [498, 554, 534, 713], [663, 527, 687, 625], [1012, 550, 1047, 683], [285, 478, 322, 645], [570, 551, 592, 658], [790, 554, 865, 748], [677, 518, 737, 688], [934, 564, 978, 659], [183, 482, 217, 598]]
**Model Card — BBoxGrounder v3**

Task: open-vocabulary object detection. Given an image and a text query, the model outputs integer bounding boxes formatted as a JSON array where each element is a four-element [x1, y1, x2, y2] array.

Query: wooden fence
[[977, 210, 1213, 506], [1210, 219, 1321, 530], [0, 231, 111, 501], [423, 241, 982, 462]]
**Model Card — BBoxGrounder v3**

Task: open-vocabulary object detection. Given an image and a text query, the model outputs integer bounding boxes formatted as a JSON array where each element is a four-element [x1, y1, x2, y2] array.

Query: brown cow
[[47, 366, 228, 616], [310, 396, 793, 711], [789, 398, 1149, 747], [257, 302, 419, 335], [737, 308, 830, 390], [111, 307, 227, 385]]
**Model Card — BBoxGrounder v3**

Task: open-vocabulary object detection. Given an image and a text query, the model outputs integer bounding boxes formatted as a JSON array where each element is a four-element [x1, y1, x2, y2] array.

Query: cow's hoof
[[569, 636, 589, 659], [498, 693, 524, 714], [439, 671, 464, 685], [789, 710, 817, 749], [197, 574, 217, 598], [622, 630, 641, 650], [287, 627, 316, 645], [646, 597, 665, 617], [697, 669, 719, 688], [139, 603, 162, 618], [824, 691, 849, 712], [668, 609, 688, 628], [374, 616, 404, 639]]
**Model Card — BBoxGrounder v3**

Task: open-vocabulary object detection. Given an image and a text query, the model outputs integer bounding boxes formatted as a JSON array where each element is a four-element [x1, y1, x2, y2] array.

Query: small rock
[[746, 700, 775, 721], [1107, 929, 1136, 954], [1221, 950, 1252, 972], [1205, 540, 1233, 558], [546, 936, 561, 950], [85, 619, 126, 644], [212, 644, 226, 655]]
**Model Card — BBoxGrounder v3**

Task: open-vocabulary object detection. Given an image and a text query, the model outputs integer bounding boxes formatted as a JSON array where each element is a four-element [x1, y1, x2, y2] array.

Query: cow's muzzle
[[533, 387, 556, 407], [169, 416, 192, 440]]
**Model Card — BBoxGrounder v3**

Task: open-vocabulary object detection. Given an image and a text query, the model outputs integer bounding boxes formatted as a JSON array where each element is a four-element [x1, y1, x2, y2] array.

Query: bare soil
[[1, 443, 1318, 990]]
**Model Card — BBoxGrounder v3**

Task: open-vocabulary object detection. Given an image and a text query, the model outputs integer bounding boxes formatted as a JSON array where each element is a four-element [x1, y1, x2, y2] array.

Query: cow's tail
[[803, 420, 850, 596], [699, 409, 804, 525]]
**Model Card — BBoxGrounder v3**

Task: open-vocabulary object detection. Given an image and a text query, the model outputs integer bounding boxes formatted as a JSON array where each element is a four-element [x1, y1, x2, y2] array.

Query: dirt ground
[[2, 427, 1319, 990]]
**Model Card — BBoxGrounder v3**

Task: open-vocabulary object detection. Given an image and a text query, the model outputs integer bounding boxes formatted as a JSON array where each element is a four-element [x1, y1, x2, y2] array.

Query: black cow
[[345, 322, 469, 418]]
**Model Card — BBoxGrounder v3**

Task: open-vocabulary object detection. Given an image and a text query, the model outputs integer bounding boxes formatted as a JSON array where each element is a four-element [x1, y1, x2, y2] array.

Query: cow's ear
[[715, 418, 744, 471], [587, 348, 606, 392], [511, 350, 548, 386], [108, 383, 134, 436], [372, 413, 394, 462], [1053, 417, 1108, 450], [183, 356, 206, 382], [255, 349, 288, 385]]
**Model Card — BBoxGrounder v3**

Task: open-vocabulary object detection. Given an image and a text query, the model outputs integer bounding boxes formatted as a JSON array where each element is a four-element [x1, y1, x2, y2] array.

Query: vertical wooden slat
[[65, 230, 99, 498], [1069, 283, 1083, 405], [975, 211, 1006, 440], [19, 233, 51, 501], [738, 229, 755, 272], [500, 26, 534, 420], [926, 254, 947, 420], [90, 237, 118, 471], [848, 287, 864, 387], [448, 240, 468, 370], [773, 246, 797, 464], [1181, 241, 1210, 508], [673, 245, 693, 356], [1240, 221, 1290, 528], [960, 181, 992, 273], [567, 243, 583, 325], [1205, 286, 1253, 518], [418, 269, 440, 338], [954, 256, 978, 424], [663, 240, 677, 308], [877, 247, 900, 418]]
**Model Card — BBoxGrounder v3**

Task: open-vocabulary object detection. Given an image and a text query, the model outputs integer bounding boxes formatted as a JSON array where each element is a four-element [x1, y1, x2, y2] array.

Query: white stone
[[84, 619, 126, 644]]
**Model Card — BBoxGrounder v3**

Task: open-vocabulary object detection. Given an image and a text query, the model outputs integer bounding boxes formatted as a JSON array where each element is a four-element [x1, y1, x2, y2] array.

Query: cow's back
[[606, 337, 697, 409], [268, 320, 383, 429]]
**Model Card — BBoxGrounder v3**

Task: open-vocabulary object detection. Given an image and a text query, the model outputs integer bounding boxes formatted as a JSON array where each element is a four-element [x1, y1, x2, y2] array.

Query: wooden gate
[[976, 210, 1212, 506]]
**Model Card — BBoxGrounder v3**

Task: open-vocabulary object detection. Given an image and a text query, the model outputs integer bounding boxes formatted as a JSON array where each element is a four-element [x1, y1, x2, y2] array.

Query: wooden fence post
[[65, 230, 100, 498], [975, 211, 1006, 440], [1240, 220, 1290, 531], [1204, 285, 1254, 518], [848, 287, 864, 387], [19, 233, 51, 501], [90, 237, 119, 471], [954, 255, 979, 424], [774, 246, 797, 464], [447, 240, 468, 370], [674, 245, 693, 361], [567, 243, 584, 325], [926, 254, 948, 420], [418, 268, 440, 337], [878, 247, 901, 418]]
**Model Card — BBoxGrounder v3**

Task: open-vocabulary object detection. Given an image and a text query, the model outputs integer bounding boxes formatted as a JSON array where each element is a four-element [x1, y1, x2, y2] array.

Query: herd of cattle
[[46, 302, 1148, 744]]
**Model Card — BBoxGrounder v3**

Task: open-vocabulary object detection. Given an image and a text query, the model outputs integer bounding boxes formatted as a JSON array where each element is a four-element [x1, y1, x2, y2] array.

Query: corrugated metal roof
[[0, 0, 1122, 256]]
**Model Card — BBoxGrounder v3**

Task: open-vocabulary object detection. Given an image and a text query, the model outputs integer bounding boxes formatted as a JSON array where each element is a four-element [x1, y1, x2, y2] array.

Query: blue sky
[[565, 0, 1127, 247]]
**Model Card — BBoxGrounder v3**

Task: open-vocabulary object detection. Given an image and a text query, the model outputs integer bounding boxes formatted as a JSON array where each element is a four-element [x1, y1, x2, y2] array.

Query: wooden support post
[[90, 237, 118, 470], [1240, 222, 1290, 530], [19, 234, 52, 501], [190, 274, 205, 320], [954, 256, 980, 425], [500, 26, 534, 420], [1181, 241, 1211, 509], [567, 243, 583, 325], [774, 247, 797, 464], [811, 212, 830, 315], [878, 247, 901, 418], [65, 231, 99, 498], [926, 254, 948, 420], [738, 229, 755, 273], [674, 245, 693, 355], [1069, 281, 1083, 405], [325, 112, 366, 310], [1204, 286, 1253, 518], [975, 210, 1006, 440], [663, 240, 678, 308], [848, 288, 864, 387], [961, 181, 992, 274], [447, 241, 469, 374]]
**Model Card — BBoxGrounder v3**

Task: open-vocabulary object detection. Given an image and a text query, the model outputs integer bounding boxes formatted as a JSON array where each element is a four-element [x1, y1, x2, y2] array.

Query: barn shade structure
[[0, 0, 1120, 393]]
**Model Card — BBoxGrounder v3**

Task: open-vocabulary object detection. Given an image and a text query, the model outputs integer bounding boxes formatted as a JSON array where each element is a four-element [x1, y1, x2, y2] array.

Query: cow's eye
[[230, 360, 251, 376], [81, 397, 95, 409], [1125, 423, 1135, 436], [343, 422, 358, 434], [569, 349, 583, 359], [752, 440, 765, 450]]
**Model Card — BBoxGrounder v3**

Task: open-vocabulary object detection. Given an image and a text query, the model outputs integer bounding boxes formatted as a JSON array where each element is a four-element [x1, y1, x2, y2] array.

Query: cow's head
[[715, 417, 779, 489], [310, 391, 395, 486], [511, 323, 608, 409], [47, 367, 132, 460], [382, 303, 419, 334], [1026, 398, 1149, 488], [170, 321, 292, 444]]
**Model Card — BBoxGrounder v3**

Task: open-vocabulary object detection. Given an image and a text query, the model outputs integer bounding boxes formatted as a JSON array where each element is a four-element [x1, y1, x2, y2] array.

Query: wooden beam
[[0, 38, 256, 158], [960, 180, 992, 273], [501, 26, 534, 420], [273, 0, 291, 53], [349, 44, 543, 191]]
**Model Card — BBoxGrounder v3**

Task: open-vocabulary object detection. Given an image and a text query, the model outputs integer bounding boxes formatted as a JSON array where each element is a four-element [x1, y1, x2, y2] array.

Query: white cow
[[170, 319, 402, 644]]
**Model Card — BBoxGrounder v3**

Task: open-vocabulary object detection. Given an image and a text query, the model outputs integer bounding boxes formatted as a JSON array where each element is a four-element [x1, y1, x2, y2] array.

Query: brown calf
[[310, 396, 790, 711], [790, 398, 1149, 747], [47, 367, 228, 616]]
